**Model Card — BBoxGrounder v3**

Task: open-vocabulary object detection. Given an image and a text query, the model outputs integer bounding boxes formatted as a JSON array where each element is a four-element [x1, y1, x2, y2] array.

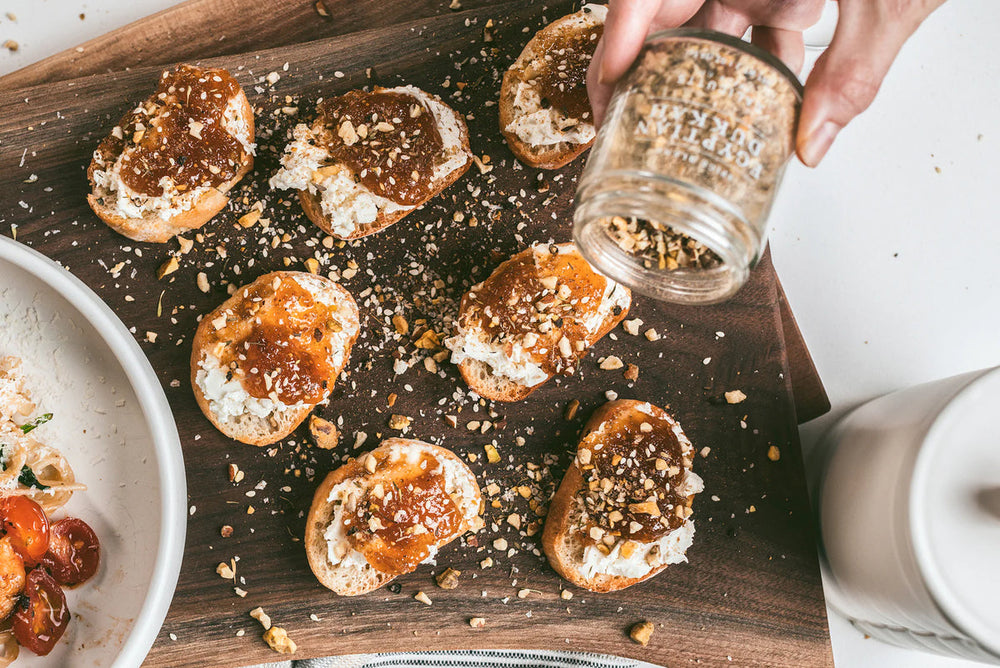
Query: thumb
[[797, 0, 943, 167]]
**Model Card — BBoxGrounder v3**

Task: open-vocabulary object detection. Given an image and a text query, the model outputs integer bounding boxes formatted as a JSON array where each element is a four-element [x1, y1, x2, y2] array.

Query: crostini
[[305, 438, 483, 596], [445, 242, 630, 401], [499, 4, 606, 169], [191, 271, 360, 446], [543, 400, 704, 592], [270, 85, 472, 240], [88, 64, 255, 242]]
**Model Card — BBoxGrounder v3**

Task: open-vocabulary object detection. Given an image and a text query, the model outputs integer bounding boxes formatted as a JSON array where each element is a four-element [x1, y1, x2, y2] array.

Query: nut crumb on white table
[[3, 1, 998, 667]]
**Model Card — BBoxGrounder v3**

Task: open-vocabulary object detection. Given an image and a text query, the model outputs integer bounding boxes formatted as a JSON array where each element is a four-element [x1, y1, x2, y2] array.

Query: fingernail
[[799, 120, 841, 167]]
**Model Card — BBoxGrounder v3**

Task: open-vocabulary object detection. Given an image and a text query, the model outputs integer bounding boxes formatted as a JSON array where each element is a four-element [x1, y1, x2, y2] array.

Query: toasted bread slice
[[499, 4, 606, 169], [305, 438, 483, 596], [543, 400, 704, 592], [87, 64, 255, 243], [190, 271, 359, 446], [270, 85, 472, 240], [446, 242, 630, 402]]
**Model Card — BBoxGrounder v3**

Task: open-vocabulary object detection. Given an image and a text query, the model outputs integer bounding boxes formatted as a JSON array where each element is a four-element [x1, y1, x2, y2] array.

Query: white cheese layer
[[270, 86, 468, 238], [580, 519, 696, 580], [91, 97, 252, 221], [322, 442, 479, 570], [194, 352, 307, 421]]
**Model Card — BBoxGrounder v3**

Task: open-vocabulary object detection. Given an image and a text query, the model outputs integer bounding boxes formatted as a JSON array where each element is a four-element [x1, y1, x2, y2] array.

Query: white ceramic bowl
[[0, 237, 185, 667]]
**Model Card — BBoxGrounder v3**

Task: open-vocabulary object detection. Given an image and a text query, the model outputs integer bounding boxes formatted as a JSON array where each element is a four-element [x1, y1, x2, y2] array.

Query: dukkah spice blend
[[574, 29, 802, 304]]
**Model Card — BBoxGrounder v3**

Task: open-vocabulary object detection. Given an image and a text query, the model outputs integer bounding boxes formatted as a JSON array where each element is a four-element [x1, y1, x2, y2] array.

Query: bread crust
[[295, 87, 472, 240], [305, 439, 483, 595], [190, 271, 359, 447], [499, 8, 602, 170], [542, 400, 698, 593], [87, 69, 254, 243], [456, 244, 631, 402]]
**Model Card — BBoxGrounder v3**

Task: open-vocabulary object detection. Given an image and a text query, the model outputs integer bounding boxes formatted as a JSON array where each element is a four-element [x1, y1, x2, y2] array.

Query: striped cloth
[[248, 650, 641, 668]]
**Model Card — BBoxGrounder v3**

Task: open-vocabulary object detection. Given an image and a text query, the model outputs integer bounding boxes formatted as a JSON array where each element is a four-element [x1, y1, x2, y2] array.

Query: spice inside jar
[[573, 29, 802, 304]]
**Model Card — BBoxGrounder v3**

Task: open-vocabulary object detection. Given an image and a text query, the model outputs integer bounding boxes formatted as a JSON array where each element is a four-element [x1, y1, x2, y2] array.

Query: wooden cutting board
[[0, 0, 830, 425], [0, 2, 833, 666]]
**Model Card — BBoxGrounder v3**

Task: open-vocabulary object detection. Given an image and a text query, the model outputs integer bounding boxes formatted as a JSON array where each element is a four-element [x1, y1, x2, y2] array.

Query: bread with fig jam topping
[[499, 5, 606, 169], [87, 64, 255, 242], [305, 439, 483, 596], [270, 85, 472, 240], [190, 271, 359, 446], [445, 242, 630, 402], [543, 400, 704, 592]]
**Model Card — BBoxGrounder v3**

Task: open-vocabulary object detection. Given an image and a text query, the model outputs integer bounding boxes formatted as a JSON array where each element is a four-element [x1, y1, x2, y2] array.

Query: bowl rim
[[0, 236, 186, 667]]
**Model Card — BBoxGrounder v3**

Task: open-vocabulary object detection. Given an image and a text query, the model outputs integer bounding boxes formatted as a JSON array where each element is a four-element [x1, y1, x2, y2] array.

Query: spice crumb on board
[[263, 626, 297, 654], [629, 620, 655, 646], [725, 389, 747, 404]]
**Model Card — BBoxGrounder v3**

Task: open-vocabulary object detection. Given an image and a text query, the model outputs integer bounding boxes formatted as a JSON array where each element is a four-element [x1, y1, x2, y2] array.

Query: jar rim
[[642, 27, 805, 100]]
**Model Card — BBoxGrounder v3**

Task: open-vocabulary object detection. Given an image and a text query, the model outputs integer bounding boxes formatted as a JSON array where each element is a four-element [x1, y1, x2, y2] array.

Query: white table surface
[[2, 1, 997, 666]]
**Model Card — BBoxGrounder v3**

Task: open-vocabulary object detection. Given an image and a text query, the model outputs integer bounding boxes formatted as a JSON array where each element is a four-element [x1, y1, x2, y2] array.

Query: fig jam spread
[[460, 247, 611, 376], [317, 89, 444, 206], [580, 409, 692, 544], [346, 451, 461, 575], [211, 276, 345, 405], [532, 19, 602, 119], [100, 64, 247, 197]]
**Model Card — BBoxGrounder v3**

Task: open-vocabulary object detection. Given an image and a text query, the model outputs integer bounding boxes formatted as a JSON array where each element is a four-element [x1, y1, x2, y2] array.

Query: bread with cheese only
[[87, 64, 255, 243], [190, 271, 359, 446], [305, 438, 483, 596]]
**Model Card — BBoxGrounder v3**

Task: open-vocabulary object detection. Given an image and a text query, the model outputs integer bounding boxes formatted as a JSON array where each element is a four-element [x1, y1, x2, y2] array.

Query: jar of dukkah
[[573, 28, 802, 304]]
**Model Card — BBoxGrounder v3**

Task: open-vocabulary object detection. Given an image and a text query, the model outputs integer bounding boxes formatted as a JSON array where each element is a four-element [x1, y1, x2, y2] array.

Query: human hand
[[588, 0, 947, 167]]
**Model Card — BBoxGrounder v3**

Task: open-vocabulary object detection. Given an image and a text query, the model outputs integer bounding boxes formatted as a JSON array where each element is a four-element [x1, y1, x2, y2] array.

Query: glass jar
[[573, 28, 802, 304]]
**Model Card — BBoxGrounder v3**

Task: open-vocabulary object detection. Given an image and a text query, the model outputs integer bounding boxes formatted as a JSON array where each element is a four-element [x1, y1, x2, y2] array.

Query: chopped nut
[[630, 620, 655, 646], [645, 328, 661, 341], [309, 415, 340, 450], [492, 538, 507, 551], [577, 448, 592, 466], [388, 414, 412, 431], [484, 444, 501, 464], [157, 256, 179, 279], [220, 525, 233, 538], [435, 567, 461, 590], [445, 415, 458, 428], [392, 314, 409, 335], [305, 258, 320, 274], [469, 617, 486, 628], [725, 389, 747, 404], [560, 589, 573, 600], [624, 363, 639, 381], [623, 318, 643, 335], [767, 445, 781, 461], [599, 355, 624, 370], [263, 626, 296, 654], [363, 453, 377, 474], [238, 210, 261, 228], [216, 562, 234, 579], [517, 588, 531, 599], [628, 501, 661, 516], [414, 329, 440, 349], [250, 607, 272, 630], [620, 540, 638, 559], [414, 590, 433, 606]]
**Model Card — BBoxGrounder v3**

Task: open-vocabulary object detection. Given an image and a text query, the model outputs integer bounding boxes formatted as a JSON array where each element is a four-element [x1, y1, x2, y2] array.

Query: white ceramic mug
[[818, 366, 1000, 664]]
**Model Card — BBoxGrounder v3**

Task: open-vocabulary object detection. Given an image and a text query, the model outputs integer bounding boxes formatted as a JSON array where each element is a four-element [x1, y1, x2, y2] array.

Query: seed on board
[[469, 617, 486, 628]]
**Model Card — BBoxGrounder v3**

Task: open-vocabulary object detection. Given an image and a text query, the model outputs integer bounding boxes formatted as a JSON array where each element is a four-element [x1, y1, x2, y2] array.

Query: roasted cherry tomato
[[12, 568, 68, 656], [40, 518, 100, 586], [0, 498, 48, 566]]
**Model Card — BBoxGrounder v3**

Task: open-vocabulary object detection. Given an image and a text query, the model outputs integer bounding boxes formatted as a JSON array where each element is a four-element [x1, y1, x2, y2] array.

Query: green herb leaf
[[20, 413, 52, 434], [18, 465, 49, 490]]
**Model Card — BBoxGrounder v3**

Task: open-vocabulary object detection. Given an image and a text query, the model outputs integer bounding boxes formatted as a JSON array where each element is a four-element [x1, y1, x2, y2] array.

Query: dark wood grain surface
[[0, 2, 832, 666]]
